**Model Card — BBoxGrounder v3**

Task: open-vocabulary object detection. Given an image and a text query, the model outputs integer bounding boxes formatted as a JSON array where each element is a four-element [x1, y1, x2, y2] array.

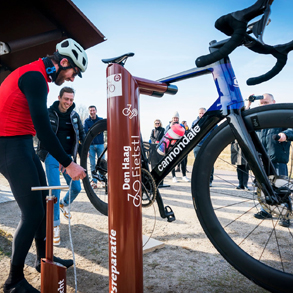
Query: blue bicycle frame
[[150, 50, 278, 215]]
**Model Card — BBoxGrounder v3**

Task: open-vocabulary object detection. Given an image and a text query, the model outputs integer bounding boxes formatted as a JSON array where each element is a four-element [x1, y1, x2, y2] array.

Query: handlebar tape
[[195, 14, 246, 67], [195, 0, 272, 68], [245, 38, 293, 85]]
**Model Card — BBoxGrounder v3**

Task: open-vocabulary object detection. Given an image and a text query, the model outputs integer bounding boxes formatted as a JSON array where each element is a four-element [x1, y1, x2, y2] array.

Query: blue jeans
[[89, 144, 105, 183], [45, 154, 81, 226]]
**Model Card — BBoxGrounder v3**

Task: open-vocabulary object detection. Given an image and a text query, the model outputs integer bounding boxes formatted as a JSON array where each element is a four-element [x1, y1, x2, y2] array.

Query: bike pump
[[32, 185, 69, 293], [106, 62, 177, 292]]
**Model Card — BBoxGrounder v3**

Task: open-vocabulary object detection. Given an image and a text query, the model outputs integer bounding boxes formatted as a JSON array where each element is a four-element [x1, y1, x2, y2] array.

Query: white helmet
[[56, 38, 88, 73]]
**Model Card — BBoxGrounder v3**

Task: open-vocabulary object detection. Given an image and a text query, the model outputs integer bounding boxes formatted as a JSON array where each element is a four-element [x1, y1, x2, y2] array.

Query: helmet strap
[[42, 57, 57, 82], [56, 63, 71, 76], [55, 54, 76, 79]]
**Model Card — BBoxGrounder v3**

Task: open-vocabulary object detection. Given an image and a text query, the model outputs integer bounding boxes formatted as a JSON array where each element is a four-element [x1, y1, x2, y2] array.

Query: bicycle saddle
[[101, 52, 134, 66]]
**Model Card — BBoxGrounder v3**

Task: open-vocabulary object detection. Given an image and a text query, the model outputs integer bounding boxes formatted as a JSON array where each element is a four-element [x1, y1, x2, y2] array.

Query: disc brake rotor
[[256, 175, 293, 219]]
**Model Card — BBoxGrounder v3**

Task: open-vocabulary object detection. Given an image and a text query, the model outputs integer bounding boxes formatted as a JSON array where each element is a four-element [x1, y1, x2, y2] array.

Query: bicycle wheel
[[192, 104, 293, 292], [80, 119, 108, 216], [81, 119, 156, 215]]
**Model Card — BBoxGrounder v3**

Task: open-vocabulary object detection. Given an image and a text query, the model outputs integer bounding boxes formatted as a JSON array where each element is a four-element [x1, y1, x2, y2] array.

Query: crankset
[[141, 168, 157, 208]]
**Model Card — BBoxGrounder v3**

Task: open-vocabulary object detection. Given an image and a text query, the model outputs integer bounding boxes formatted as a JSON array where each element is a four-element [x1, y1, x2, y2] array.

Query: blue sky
[[48, 0, 293, 140]]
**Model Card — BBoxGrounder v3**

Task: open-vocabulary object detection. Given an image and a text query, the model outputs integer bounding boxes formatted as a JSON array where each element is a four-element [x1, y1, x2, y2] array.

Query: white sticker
[[107, 73, 122, 98]]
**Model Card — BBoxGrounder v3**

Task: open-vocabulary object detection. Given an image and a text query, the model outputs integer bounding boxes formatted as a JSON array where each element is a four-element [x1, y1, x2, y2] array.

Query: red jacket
[[0, 59, 50, 136]]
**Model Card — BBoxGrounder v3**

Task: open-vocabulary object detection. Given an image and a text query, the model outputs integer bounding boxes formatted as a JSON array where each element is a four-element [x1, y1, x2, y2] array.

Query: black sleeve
[[77, 114, 85, 157], [77, 115, 86, 143], [150, 129, 156, 143], [158, 128, 165, 141], [19, 71, 72, 167], [83, 119, 89, 134]]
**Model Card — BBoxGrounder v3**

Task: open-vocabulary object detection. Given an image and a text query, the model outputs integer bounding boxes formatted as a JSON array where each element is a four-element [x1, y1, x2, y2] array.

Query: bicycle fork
[[227, 111, 280, 205]]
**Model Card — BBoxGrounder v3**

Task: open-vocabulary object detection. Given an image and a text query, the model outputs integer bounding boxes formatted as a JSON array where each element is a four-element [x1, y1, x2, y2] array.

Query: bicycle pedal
[[164, 206, 176, 222], [92, 172, 106, 181]]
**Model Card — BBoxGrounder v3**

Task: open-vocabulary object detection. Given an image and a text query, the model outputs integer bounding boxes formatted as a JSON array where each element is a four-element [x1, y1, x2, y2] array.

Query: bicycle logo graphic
[[127, 180, 141, 207], [108, 84, 116, 93], [107, 73, 122, 98], [122, 104, 138, 119]]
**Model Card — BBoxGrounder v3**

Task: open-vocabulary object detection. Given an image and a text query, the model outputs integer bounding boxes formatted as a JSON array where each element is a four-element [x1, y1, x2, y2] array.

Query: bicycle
[[81, 0, 293, 291]]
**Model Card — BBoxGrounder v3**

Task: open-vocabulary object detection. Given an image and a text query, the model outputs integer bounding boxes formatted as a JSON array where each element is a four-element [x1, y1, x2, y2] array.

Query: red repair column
[[107, 63, 143, 293]]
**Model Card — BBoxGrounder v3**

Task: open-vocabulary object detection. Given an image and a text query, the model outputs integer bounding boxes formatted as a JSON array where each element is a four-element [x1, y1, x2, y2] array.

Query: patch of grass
[[0, 229, 13, 260]]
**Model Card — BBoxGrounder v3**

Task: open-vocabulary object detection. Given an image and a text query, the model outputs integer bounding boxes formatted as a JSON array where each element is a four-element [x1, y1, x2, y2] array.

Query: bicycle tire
[[192, 104, 293, 292], [81, 119, 108, 216]]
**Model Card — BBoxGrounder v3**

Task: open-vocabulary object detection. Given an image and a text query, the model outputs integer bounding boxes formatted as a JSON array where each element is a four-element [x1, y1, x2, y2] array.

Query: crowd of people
[[149, 108, 217, 185]]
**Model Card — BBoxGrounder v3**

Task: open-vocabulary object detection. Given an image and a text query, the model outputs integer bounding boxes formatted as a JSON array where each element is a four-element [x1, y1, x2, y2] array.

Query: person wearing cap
[[165, 112, 190, 183], [0, 38, 87, 293]]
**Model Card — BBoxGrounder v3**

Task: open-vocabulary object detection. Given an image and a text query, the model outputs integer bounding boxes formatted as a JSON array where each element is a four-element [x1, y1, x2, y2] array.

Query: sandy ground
[[0, 167, 268, 293]]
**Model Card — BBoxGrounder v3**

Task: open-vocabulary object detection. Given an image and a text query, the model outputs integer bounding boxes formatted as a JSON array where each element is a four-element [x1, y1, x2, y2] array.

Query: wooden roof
[[0, 0, 105, 83]]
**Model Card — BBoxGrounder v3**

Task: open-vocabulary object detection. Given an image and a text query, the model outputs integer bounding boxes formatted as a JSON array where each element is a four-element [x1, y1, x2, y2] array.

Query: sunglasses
[[155, 122, 160, 125], [72, 67, 79, 78]]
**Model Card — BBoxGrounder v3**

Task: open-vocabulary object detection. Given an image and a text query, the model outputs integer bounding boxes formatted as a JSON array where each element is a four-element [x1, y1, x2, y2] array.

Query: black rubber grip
[[195, 0, 272, 67], [246, 56, 286, 85], [195, 14, 247, 67], [245, 38, 293, 85]]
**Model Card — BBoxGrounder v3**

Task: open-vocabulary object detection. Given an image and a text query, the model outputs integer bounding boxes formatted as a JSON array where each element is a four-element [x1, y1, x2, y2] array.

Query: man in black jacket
[[38, 87, 85, 245], [250, 94, 293, 227]]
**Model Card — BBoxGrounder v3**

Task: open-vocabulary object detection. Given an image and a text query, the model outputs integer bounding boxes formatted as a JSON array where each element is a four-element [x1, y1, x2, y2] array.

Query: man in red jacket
[[0, 38, 87, 293]]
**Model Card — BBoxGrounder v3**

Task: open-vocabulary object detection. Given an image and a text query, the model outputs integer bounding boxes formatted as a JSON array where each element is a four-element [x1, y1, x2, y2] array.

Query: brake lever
[[244, 35, 293, 85], [195, 0, 273, 67]]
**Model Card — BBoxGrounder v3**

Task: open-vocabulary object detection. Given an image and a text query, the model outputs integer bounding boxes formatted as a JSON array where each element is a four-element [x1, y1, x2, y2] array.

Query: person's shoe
[[182, 176, 190, 182], [53, 225, 60, 246], [244, 186, 251, 191], [35, 256, 74, 273], [172, 177, 177, 183], [254, 210, 272, 219], [279, 218, 290, 228], [53, 256, 74, 269], [4, 278, 40, 293], [60, 203, 72, 219], [236, 185, 245, 190]]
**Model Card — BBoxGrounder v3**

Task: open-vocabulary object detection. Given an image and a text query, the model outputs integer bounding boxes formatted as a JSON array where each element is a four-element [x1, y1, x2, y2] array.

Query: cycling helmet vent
[[61, 40, 69, 48], [56, 38, 88, 73], [74, 44, 82, 53], [72, 50, 78, 60]]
